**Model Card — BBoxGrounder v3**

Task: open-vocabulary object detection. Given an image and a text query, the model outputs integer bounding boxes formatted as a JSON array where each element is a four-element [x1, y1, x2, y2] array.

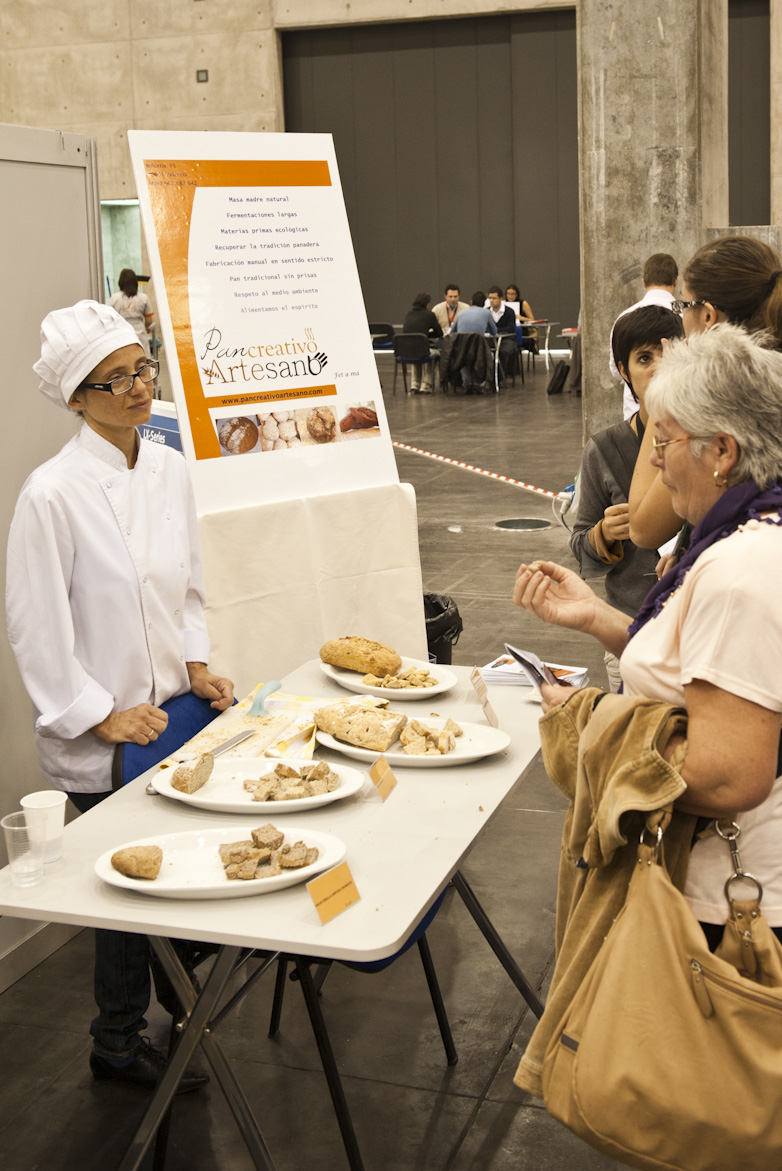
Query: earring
[[714, 469, 728, 487]]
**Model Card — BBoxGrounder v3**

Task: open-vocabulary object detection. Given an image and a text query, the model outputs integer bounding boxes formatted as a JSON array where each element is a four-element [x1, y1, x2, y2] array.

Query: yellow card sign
[[307, 861, 361, 925], [369, 755, 397, 802], [470, 666, 499, 728]]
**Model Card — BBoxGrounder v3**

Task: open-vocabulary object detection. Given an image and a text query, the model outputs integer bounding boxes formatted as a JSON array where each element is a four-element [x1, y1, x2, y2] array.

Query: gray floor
[[0, 358, 624, 1170]]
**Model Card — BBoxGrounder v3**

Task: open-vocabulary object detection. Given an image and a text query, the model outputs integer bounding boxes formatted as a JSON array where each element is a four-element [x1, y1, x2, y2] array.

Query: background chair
[[368, 321, 394, 350], [392, 333, 438, 394], [269, 889, 455, 1171]]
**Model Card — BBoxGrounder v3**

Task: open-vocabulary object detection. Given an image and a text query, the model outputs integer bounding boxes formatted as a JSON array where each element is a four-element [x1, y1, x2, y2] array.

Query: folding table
[[0, 662, 545, 1170]]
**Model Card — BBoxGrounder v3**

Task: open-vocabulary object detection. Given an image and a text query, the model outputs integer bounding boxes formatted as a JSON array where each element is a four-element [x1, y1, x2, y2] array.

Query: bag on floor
[[542, 812, 782, 1171], [546, 360, 568, 396]]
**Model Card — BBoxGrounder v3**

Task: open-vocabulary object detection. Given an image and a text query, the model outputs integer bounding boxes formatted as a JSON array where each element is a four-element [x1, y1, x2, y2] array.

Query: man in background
[[486, 286, 517, 387], [450, 290, 496, 393], [433, 284, 469, 333], [608, 252, 678, 418]]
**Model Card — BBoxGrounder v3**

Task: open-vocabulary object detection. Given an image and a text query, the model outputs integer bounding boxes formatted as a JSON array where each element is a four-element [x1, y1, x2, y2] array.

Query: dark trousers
[[67, 789, 188, 1057]]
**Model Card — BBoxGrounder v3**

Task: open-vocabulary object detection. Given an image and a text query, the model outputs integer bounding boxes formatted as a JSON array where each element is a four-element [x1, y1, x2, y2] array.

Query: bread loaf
[[314, 703, 407, 751], [171, 751, 214, 794], [111, 845, 163, 880], [320, 637, 402, 677]]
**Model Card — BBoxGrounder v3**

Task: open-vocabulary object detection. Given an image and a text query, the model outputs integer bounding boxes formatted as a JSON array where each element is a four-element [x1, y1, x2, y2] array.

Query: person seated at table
[[432, 283, 469, 333], [487, 286, 517, 387], [6, 300, 234, 1092], [402, 291, 443, 393], [505, 283, 538, 353], [568, 304, 684, 691], [450, 291, 497, 393]]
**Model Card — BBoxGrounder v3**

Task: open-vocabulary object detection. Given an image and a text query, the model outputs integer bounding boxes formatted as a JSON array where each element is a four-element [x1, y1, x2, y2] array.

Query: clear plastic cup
[[20, 790, 67, 862], [1, 810, 46, 888]]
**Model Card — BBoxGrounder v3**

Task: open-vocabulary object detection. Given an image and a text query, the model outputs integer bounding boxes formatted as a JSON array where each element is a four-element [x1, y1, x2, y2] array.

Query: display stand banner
[[128, 130, 397, 512]]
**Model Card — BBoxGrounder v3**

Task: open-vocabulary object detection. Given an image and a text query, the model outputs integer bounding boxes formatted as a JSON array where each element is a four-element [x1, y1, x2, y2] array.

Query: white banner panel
[[128, 130, 397, 513]]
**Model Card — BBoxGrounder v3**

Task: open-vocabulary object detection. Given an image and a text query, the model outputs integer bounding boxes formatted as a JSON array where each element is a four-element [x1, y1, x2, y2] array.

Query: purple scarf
[[627, 480, 782, 640]]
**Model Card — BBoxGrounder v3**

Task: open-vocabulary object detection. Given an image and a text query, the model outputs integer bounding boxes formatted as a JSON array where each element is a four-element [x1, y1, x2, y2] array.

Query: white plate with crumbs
[[319, 656, 458, 700], [95, 824, 345, 900], [315, 718, 510, 768], [150, 759, 365, 814]]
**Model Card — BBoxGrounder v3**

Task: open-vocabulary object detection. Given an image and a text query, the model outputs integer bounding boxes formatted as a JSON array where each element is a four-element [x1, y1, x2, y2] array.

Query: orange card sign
[[307, 861, 361, 925]]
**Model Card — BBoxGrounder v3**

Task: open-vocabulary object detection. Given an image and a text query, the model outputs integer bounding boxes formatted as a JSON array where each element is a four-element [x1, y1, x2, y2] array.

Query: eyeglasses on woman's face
[[650, 434, 709, 456], [79, 360, 159, 396]]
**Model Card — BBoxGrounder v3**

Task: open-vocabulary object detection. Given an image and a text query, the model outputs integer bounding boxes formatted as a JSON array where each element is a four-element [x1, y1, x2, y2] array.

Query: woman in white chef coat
[[6, 300, 233, 1092]]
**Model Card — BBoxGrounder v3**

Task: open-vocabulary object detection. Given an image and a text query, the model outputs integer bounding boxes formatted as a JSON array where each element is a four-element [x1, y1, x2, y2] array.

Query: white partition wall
[[0, 123, 103, 987]]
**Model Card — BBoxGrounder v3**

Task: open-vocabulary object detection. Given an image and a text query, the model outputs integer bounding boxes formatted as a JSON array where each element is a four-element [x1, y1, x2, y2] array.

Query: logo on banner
[[199, 326, 328, 387]]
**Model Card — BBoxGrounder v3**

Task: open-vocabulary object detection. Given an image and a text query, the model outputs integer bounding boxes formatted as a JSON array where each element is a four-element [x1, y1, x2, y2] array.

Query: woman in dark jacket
[[402, 292, 443, 393]]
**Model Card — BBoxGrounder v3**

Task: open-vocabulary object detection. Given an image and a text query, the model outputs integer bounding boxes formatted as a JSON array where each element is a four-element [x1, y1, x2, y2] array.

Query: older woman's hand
[[513, 560, 598, 634], [540, 681, 575, 713], [91, 703, 168, 745]]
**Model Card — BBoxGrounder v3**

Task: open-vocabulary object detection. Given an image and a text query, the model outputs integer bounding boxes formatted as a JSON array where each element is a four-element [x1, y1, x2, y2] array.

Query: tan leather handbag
[[542, 813, 782, 1171]]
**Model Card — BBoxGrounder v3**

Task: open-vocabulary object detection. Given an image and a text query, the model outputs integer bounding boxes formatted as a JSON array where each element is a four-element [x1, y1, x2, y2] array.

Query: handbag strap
[[715, 819, 763, 906]]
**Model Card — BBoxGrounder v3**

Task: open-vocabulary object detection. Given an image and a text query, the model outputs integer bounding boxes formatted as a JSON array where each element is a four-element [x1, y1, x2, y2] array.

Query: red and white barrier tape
[[392, 441, 557, 498]]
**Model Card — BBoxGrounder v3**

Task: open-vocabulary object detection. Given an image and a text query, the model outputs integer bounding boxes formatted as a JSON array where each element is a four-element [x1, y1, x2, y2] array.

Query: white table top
[[0, 662, 542, 962]]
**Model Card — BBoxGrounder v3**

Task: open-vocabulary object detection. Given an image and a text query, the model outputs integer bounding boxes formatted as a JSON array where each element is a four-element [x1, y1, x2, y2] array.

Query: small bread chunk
[[274, 763, 299, 779], [255, 854, 283, 878], [301, 761, 329, 781], [171, 751, 214, 794], [279, 841, 318, 869], [438, 730, 456, 754], [320, 637, 402, 677], [307, 776, 329, 796], [111, 845, 163, 880], [402, 736, 428, 756], [219, 841, 261, 865], [314, 704, 407, 752], [231, 857, 263, 881], [251, 823, 285, 850], [443, 718, 463, 739], [273, 784, 303, 800], [246, 778, 279, 802]]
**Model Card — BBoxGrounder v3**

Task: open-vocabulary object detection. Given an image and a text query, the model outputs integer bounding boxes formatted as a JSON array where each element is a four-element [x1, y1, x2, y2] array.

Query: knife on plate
[[146, 727, 257, 793]]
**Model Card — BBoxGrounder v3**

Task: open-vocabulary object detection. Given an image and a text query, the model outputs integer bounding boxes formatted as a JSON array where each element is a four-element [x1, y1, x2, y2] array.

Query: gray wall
[[282, 12, 580, 330], [729, 0, 771, 226]]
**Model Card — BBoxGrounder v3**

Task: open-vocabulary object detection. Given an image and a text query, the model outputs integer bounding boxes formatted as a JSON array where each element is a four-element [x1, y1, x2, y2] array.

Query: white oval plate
[[151, 759, 364, 814], [319, 656, 457, 700], [315, 718, 510, 768], [95, 824, 345, 900]]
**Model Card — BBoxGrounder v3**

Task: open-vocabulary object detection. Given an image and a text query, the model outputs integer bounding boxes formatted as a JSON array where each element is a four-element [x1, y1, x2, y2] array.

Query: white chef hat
[[34, 300, 141, 409]]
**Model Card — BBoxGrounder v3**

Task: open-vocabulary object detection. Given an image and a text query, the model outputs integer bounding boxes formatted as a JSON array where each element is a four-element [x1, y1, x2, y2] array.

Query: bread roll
[[314, 703, 407, 751], [111, 845, 163, 880], [320, 637, 402, 677], [171, 751, 214, 794]]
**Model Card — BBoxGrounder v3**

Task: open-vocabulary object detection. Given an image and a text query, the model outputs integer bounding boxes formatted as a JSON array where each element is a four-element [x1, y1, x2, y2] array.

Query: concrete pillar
[[577, 0, 729, 439], [772, 0, 782, 224]]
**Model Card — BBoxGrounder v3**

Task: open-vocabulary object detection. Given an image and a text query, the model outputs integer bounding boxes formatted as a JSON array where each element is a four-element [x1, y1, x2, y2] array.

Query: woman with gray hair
[[513, 322, 782, 944]]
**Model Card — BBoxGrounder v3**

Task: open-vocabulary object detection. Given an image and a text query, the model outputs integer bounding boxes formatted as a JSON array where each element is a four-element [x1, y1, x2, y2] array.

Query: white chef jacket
[[6, 424, 210, 792]]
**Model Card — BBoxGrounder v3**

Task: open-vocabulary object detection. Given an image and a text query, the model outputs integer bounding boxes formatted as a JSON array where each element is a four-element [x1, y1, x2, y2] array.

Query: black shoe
[[90, 1038, 209, 1093]]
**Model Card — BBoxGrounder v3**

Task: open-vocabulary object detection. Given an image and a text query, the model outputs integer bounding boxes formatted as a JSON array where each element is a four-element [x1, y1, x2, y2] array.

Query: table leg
[[117, 939, 277, 1171], [451, 871, 544, 1019], [294, 957, 365, 1171]]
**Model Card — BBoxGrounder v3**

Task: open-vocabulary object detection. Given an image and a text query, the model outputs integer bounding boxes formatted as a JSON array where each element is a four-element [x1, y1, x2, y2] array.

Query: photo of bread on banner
[[294, 405, 342, 447], [216, 415, 260, 455], [339, 401, 380, 440]]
